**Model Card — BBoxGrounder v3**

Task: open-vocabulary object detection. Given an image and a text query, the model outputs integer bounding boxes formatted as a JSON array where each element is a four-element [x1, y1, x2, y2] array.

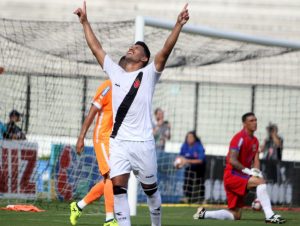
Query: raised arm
[[154, 4, 189, 72], [74, 1, 106, 68]]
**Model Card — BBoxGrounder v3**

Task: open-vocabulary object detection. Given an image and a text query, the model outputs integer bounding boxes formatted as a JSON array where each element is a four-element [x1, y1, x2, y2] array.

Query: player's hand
[[251, 168, 263, 178], [157, 118, 164, 126], [74, 0, 88, 24], [76, 137, 84, 155], [241, 167, 252, 176], [177, 3, 189, 26]]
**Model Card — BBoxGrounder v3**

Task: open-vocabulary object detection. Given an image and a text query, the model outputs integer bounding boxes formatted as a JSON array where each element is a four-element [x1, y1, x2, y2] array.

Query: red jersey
[[225, 129, 259, 176]]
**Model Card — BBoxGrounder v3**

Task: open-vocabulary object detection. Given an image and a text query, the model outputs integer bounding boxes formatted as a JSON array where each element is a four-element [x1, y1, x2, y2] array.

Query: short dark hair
[[135, 41, 150, 66], [242, 112, 255, 122], [9, 109, 21, 118]]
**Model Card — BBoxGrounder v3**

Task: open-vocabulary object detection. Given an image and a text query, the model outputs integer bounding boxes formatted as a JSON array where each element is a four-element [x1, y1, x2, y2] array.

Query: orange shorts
[[93, 138, 110, 176]]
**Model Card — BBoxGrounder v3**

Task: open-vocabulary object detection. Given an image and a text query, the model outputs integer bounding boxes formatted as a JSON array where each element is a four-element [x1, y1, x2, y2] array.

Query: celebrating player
[[74, 1, 189, 226], [193, 112, 286, 224], [70, 57, 126, 226]]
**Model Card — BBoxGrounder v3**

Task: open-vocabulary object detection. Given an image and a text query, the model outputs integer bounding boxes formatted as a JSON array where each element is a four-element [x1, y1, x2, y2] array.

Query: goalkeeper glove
[[250, 168, 263, 178], [241, 168, 252, 176]]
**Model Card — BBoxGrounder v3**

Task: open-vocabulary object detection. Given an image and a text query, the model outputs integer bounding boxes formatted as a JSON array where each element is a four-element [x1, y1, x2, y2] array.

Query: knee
[[142, 183, 158, 196], [113, 186, 127, 195]]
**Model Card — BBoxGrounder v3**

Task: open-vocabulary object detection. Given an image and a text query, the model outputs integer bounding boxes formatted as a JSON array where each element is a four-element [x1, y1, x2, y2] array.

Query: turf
[[0, 201, 299, 226]]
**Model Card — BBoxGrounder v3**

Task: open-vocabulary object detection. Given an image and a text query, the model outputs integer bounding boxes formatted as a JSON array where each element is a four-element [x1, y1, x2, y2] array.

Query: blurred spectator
[[0, 120, 6, 140], [153, 108, 171, 152], [3, 110, 26, 140], [261, 123, 283, 161], [177, 131, 206, 203], [260, 123, 283, 183]]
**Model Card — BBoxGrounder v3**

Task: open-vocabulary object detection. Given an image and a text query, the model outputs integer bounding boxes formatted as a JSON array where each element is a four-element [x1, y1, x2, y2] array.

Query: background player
[[193, 112, 286, 224], [70, 79, 117, 226], [74, 1, 189, 226]]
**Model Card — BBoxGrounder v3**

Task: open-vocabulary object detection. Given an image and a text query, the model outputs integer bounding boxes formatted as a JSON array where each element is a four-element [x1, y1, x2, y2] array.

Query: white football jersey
[[103, 55, 161, 141]]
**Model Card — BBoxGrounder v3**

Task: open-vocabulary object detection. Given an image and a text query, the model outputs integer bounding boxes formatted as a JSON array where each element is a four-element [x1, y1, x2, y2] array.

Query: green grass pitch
[[0, 201, 299, 226]]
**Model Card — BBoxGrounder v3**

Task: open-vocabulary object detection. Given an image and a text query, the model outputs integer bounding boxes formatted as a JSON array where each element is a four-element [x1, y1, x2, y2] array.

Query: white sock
[[147, 190, 162, 226], [77, 200, 87, 210], [205, 210, 234, 220], [114, 194, 131, 226], [256, 184, 274, 219], [106, 212, 114, 222]]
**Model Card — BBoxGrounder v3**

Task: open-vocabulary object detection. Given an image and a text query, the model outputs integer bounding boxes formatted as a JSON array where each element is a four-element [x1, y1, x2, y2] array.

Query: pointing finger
[[183, 3, 188, 11], [83, 0, 86, 14]]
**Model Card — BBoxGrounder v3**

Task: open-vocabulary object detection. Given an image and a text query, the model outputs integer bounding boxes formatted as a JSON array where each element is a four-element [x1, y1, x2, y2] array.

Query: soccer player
[[69, 79, 117, 226], [193, 112, 286, 224], [74, 1, 189, 226]]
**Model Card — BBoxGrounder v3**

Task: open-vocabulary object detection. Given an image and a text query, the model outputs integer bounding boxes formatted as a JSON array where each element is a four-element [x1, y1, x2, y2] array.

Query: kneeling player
[[193, 112, 285, 224]]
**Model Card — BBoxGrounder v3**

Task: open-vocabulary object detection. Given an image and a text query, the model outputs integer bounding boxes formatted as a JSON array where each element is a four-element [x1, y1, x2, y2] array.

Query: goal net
[[0, 18, 299, 207]]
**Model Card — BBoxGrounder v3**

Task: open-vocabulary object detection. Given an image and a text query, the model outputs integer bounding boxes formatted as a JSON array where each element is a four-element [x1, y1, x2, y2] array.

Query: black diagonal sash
[[110, 72, 143, 138]]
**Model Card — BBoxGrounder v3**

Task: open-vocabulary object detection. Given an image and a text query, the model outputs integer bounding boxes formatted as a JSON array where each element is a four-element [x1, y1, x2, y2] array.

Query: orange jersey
[[92, 80, 113, 142]]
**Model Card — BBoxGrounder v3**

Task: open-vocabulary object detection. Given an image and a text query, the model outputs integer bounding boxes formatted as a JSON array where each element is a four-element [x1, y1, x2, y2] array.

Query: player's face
[[126, 45, 147, 63], [244, 115, 257, 132]]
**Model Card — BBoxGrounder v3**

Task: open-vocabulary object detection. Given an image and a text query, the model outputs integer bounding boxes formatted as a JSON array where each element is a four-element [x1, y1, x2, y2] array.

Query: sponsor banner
[[50, 144, 298, 205], [0, 140, 38, 199]]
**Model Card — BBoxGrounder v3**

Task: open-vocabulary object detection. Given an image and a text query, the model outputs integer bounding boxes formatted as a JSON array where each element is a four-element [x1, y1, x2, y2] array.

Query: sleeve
[[280, 136, 284, 147], [179, 143, 185, 156], [92, 81, 111, 110], [147, 62, 162, 86], [197, 143, 205, 160], [229, 135, 243, 152], [103, 55, 121, 82]]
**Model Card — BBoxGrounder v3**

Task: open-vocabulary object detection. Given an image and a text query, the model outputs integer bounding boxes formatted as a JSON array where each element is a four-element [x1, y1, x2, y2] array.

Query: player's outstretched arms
[[76, 105, 99, 155], [155, 3, 189, 72], [74, 0, 106, 68]]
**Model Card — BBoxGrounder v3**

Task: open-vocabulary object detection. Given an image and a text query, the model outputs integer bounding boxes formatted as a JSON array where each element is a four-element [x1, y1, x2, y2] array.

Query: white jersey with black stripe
[[103, 55, 161, 141]]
